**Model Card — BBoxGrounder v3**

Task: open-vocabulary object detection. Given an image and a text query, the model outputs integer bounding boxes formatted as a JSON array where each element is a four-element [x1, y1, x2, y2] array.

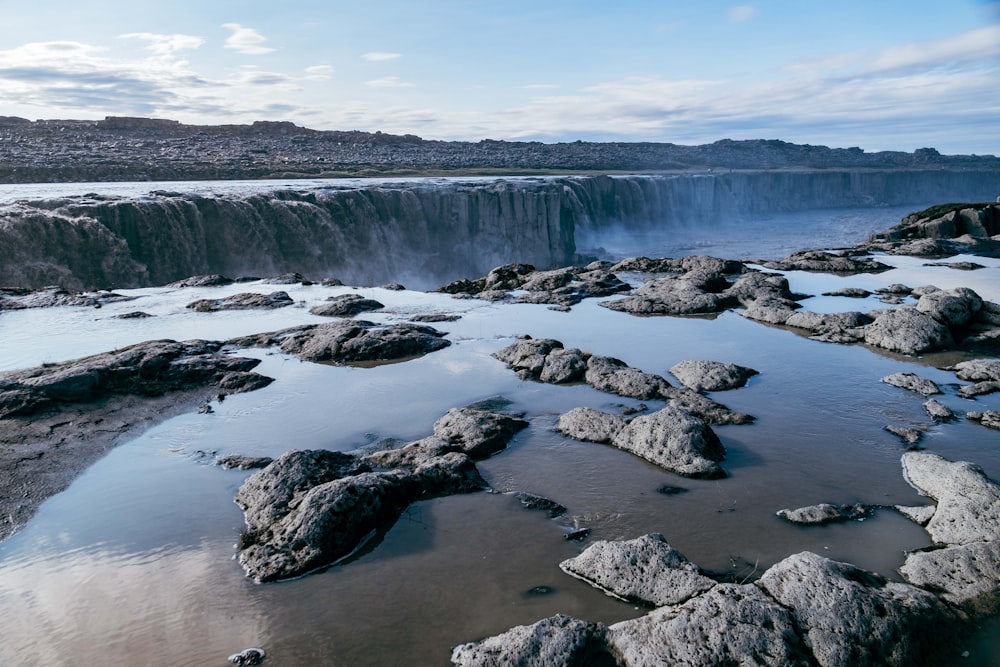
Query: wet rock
[[382, 282, 405, 290], [967, 410, 1000, 430], [600, 276, 724, 316], [565, 528, 591, 542], [776, 503, 871, 525], [0, 339, 266, 419], [949, 358, 1000, 382], [724, 271, 797, 305], [957, 381, 1000, 398], [611, 406, 726, 479], [916, 287, 983, 327], [757, 551, 961, 667], [430, 407, 529, 459], [217, 455, 274, 470], [900, 451, 1000, 545], [186, 291, 294, 312], [881, 372, 941, 396], [217, 371, 274, 394], [228, 647, 266, 666], [556, 407, 627, 444], [884, 425, 923, 447], [606, 583, 808, 666], [513, 492, 566, 518], [263, 272, 309, 284], [235, 320, 450, 364], [450, 614, 611, 667], [493, 336, 564, 379], [923, 398, 955, 421], [740, 297, 799, 325], [236, 445, 488, 581], [167, 274, 233, 288], [559, 533, 716, 607], [539, 348, 588, 384], [863, 307, 955, 355], [668, 360, 758, 392], [661, 386, 755, 425], [822, 287, 872, 298], [761, 250, 891, 274], [309, 294, 384, 317], [585, 355, 671, 400], [409, 312, 461, 323]]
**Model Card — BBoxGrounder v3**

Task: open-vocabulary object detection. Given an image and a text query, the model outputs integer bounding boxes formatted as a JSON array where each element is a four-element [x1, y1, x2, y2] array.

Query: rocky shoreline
[[2, 199, 1000, 664]]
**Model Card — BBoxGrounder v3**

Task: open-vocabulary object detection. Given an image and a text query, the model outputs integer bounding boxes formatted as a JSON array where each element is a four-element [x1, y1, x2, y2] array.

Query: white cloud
[[728, 5, 756, 23], [362, 52, 401, 62], [222, 23, 274, 55], [119, 33, 204, 56], [366, 76, 414, 88], [304, 65, 334, 80], [524, 84, 560, 90]]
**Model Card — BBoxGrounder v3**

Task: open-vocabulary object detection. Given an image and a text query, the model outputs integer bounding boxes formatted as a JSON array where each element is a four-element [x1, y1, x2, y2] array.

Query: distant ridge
[[0, 116, 998, 183]]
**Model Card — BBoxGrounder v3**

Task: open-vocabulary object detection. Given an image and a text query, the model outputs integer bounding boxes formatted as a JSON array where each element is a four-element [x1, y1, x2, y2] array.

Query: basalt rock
[[881, 372, 941, 396], [668, 360, 758, 392], [760, 250, 891, 274], [186, 290, 294, 312], [585, 355, 672, 400], [451, 614, 612, 667], [309, 293, 385, 317], [863, 307, 955, 355], [611, 406, 726, 479], [776, 503, 872, 525]]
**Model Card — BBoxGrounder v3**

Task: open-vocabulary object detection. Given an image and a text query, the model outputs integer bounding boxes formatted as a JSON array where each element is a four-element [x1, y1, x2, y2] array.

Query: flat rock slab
[[309, 294, 384, 317], [559, 533, 716, 607], [451, 614, 611, 667], [186, 290, 294, 312], [777, 503, 871, 525], [757, 551, 960, 667], [556, 407, 627, 444], [900, 540, 1000, 614], [901, 451, 1000, 545], [668, 360, 759, 392], [606, 583, 810, 666], [863, 307, 955, 355], [950, 358, 1000, 382], [881, 372, 941, 396]]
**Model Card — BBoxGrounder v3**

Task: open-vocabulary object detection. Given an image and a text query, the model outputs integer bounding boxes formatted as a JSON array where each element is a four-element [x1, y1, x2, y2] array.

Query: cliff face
[[1, 171, 998, 290]]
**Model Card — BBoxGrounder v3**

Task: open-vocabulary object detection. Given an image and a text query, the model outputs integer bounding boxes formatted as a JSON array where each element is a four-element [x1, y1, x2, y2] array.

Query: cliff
[[2, 171, 998, 291], [1, 116, 999, 183]]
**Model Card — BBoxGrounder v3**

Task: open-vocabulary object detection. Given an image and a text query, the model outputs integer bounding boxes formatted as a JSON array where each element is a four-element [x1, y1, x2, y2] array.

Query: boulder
[[950, 358, 1000, 382], [967, 410, 1000, 430], [757, 551, 961, 667], [611, 406, 725, 479], [881, 372, 941, 396], [957, 381, 1000, 398], [900, 451, 1000, 545], [661, 386, 755, 425], [585, 355, 671, 400], [863, 307, 955, 355], [167, 274, 233, 288], [822, 287, 872, 298], [600, 277, 723, 316], [539, 348, 588, 384], [668, 360, 758, 392], [493, 337, 563, 379], [724, 271, 796, 305], [235, 320, 450, 364], [556, 407, 627, 444], [899, 540, 1000, 614], [559, 533, 716, 607], [451, 614, 611, 667], [923, 398, 955, 421], [740, 297, 799, 325], [606, 584, 809, 666], [513, 492, 566, 518], [916, 287, 983, 327], [776, 503, 871, 525], [761, 250, 891, 274], [309, 294, 384, 317], [430, 407, 529, 459], [186, 290, 294, 312], [884, 425, 923, 447]]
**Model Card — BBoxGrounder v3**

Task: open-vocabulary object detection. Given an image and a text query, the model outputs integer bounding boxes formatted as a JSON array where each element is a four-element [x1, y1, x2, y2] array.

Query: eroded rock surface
[[186, 290, 294, 312], [451, 614, 612, 667], [668, 360, 758, 392], [309, 294, 385, 317], [881, 372, 941, 396], [776, 503, 871, 525]]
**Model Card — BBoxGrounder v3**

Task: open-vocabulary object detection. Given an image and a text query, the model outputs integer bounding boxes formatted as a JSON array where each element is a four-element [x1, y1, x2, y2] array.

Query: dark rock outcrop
[[308, 294, 384, 318], [776, 503, 872, 525], [186, 291, 294, 312]]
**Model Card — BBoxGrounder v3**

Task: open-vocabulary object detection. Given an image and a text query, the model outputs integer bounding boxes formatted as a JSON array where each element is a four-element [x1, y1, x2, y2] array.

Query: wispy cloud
[[222, 23, 274, 55], [362, 52, 401, 62], [303, 65, 334, 80], [524, 84, 560, 90], [119, 33, 204, 56], [728, 5, 756, 23], [366, 76, 414, 88]]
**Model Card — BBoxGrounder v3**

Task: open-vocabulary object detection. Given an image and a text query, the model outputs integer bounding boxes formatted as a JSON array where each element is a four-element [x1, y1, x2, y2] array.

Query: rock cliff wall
[[1, 170, 997, 290]]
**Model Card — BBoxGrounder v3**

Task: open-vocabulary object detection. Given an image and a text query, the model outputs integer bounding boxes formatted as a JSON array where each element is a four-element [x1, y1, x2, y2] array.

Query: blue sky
[[1, 1, 998, 154]]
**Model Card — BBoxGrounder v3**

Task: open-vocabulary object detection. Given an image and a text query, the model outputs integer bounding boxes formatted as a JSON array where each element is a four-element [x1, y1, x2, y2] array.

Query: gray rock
[[923, 398, 955, 421], [757, 551, 961, 667], [539, 348, 588, 384], [450, 614, 610, 667], [217, 455, 274, 470], [600, 277, 723, 316], [585, 355, 672, 400], [661, 386, 755, 425], [493, 337, 563, 379], [611, 406, 725, 479], [822, 287, 872, 298], [950, 358, 1000, 382], [168, 274, 233, 288], [899, 540, 1000, 614], [606, 583, 809, 666], [884, 425, 923, 446], [513, 492, 566, 518], [740, 297, 799, 325], [186, 290, 294, 312], [901, 451, 1000, 545], [559, 533, 716, 607], [309, 294, 384, 317], [668, 360, 758, 392], [967, 410, 1000, 430], [237, 320, 450, 364], [431, 407, 529, 459], [894, 504, 936, 525], [725, 271, 797, 304], [228, 647, 265, 666], [761, 250, 891, 274], [217, 371, 274, 394], [958, 381, 1000, 398], [863, 307, 955, 355], [916, 287, 983, 327], [776, 503, 871, 525], [556, 407, 627, 444], [881, 372, 941, 396]]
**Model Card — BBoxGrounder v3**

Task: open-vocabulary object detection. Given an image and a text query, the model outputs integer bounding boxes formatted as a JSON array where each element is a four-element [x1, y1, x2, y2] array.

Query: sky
[[0, 1, 998, 154]]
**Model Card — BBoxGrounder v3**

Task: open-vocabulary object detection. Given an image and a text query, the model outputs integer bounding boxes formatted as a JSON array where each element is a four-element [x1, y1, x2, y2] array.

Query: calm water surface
[[1, 192, 999, 665]]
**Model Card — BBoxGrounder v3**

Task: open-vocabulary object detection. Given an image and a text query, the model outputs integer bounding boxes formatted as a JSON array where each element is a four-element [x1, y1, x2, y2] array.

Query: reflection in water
[[1, 209, 1000, 664]]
